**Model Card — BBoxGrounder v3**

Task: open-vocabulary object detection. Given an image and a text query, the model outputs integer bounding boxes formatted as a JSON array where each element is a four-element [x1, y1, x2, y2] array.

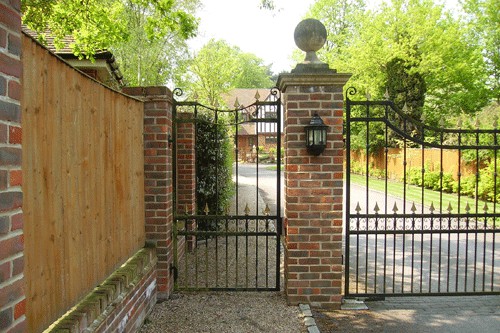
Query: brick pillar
[[278, 72, 351, 308], [0, 0, 26, 331], [175, 113, 196, 251], [123, 86, 173, 299]]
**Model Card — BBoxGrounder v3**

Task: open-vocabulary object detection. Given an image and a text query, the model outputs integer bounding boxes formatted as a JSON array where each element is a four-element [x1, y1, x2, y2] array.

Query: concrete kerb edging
[[299, 304, 321, 333]]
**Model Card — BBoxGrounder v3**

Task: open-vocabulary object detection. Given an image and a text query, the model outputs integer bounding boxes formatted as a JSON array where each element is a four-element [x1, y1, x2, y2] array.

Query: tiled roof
[[223, 88, 273, 108], [22, 26, 75, 54]]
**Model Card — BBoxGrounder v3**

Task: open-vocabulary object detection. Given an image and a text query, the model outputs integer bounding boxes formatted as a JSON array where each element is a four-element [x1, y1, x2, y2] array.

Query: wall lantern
[[305, 113, 328, 156]]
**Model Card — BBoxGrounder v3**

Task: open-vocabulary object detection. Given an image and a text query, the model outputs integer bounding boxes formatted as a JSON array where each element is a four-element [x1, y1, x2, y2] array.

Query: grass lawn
[[349, 173, 497, 215]]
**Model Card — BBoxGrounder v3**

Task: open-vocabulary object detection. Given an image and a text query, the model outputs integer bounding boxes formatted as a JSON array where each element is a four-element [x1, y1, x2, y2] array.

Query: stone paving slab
[[314, 295, 500, 333]]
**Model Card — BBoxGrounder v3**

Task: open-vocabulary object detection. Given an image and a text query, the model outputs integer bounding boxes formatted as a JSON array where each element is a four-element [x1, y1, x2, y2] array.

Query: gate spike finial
[[264, 204, 271, 216], [493, 115, 498, 129], [429, 202, 435, 213], [474, 117, 480, 128], [244, 203, 250, 216], [384, 89, 390, 100], [213, 100, 219, 108], [366, 92, 371, 101], [465, 202, 471, 213], [204, 203, 210, 215], [439, 118, 445, 128], [254, 90, 260, 101], [402, 103, 409, 113], [374, 202, 380, 213], [234, 97, 240, 108], [355, 203, 362, 214], [457, 118, 463, 128], [411, 202, 417, 213], [224, 205, 230, 215], [392, 202, 399, 213], [483, 203, 489, 213], [447, 202, 453, 213], [193, 92, 199, 101]]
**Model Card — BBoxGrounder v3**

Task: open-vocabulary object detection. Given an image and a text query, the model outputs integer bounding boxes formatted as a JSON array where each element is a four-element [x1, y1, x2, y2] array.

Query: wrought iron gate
[[345, 87, 500, 297], [172, 88, 282, 291]]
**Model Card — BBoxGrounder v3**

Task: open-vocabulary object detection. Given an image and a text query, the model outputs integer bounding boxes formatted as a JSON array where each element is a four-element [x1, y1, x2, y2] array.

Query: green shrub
[[477, 161, 500, 203], [407, 167, 455, 193], [196, 113, 234, 230]]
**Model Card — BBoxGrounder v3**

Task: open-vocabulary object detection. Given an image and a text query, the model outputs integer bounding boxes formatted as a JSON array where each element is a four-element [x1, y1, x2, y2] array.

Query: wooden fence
[[22, 35, 145, 332], [351, 147, 476, 180]]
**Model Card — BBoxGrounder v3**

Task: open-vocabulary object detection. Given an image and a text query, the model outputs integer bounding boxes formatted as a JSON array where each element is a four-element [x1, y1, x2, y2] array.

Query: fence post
[[0, 0, 27, 331], [123, 86, 174, 299], [277, 19, 351, 308]]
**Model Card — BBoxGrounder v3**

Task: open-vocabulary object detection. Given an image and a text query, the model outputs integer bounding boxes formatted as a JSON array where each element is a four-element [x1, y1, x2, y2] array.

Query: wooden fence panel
[[22, 35, 145, 332]]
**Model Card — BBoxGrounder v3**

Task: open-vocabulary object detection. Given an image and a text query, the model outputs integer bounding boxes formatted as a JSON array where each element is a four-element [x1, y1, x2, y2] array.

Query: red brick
[[0, 191, 22, 212], [0, 3, 20, 30], [0, 27, 6, 49], [8, 125, 21, 144], [0, 261, 10, 283], [0, 75, 6, 96], [7, 80, 21, 101], [11, 255, 23, 276], [10, 212, 22, 230], [0, 276, 23, 305], [0, 53, 20, 77], [0, 99, 21, 122], [13, 298, 25, 319], [7, 33, 21, 56]]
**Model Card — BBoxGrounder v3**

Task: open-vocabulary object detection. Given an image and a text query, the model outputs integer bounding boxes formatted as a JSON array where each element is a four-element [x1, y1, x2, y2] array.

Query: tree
[[21, 0, 198, 63], [111, 0, 200, 86], [309, 0, 366, 65], [178, 39, 273, 106], [462, 0, 500, 103], [385, 57, 426, 119], [234, 52, 274, 89], [307, 0, 490, 126]]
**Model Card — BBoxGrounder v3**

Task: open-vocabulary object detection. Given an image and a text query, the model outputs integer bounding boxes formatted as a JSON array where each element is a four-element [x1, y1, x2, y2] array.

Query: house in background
[[223, 88, 284, 161], [22, 27, 124, 89]]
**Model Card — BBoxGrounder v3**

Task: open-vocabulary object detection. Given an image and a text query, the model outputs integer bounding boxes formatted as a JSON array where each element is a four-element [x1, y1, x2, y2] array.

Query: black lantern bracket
[[305, 113, 328, 156]]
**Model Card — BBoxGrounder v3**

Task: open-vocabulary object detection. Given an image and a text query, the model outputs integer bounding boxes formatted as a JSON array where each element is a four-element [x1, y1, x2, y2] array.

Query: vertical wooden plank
[[23, 36, 146, 332]]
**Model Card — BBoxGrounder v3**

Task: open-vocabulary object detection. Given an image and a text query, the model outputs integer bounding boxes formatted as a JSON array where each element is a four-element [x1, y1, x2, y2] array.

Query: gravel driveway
[[139, 183, 307, 332]]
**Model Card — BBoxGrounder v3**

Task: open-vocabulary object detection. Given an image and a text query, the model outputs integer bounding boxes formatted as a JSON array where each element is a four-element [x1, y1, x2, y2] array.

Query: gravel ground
[[139, 292, 306, 333], [139, 184, 307, 332]]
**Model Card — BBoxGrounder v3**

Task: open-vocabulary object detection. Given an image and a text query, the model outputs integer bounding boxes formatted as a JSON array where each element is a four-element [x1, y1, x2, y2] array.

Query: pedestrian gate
[[345, 87, 500, 297], [172, 88, 282, 291]]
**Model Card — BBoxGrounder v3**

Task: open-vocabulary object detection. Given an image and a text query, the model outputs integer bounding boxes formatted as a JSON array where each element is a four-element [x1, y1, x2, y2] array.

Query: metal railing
[[345, 87, 500, 297]]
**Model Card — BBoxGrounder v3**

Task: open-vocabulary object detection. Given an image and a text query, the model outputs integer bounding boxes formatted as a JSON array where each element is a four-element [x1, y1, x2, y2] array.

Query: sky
[[187, 0, 461, 75], [187, 0, 316, 74]]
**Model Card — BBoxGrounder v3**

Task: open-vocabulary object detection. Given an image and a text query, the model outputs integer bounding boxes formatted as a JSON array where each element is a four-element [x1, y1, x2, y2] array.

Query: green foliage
[[385, 57, 426, 119], [233, 53, 274, 89], [22, 0, 198, 74], [307, 0, 490, 126], [406, 166, 454, 193], [178, 39, 273, 106], [462, 0, 500, 103], [196, 113, 234, 230], [406, 160, 500, 203], [111, 0, 199, 86]]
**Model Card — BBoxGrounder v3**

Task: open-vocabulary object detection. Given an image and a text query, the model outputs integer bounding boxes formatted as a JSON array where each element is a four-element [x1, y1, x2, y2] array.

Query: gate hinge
[[168, 132, 174, 148], [169, 263, 178, 281]]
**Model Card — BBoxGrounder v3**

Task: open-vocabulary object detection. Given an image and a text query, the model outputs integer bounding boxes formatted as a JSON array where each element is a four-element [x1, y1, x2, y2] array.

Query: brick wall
[[123, 86, 174, 299], [175, 114, 196, 252], [46, 248, 157, 333], [278, 73, 351, 308], [0, 0, 26, 331]]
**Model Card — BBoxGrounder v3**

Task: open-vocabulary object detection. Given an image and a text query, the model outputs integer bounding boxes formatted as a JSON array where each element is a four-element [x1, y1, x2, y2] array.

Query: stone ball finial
[[294, 18, 327, 64]]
